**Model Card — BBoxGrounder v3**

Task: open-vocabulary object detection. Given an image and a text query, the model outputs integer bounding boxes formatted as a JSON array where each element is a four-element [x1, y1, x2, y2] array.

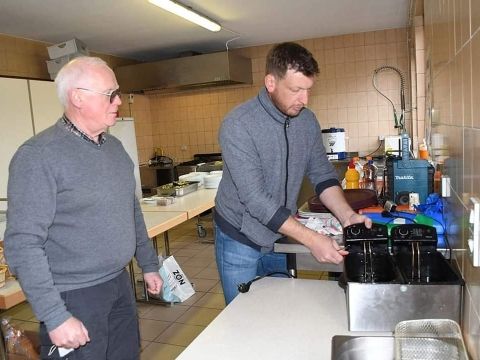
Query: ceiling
[[0, 0, 411, 62]]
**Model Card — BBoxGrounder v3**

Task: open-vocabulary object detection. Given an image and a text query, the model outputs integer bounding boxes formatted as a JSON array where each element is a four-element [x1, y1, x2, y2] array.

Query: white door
[[29, 80, 63, 134], [0, 78, 34, 199]]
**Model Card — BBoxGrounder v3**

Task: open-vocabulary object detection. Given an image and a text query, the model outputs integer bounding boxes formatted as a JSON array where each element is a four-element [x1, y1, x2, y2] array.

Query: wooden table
[[143, 211, 188, 255], [142, 188, 217, 244], [141, 188, 217, 219]]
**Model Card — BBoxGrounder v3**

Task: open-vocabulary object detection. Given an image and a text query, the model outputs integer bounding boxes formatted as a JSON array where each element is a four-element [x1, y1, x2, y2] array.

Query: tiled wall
[[0, 30, 411, 164], [423, 0, 480, 357], [146, 28, 410, 163]]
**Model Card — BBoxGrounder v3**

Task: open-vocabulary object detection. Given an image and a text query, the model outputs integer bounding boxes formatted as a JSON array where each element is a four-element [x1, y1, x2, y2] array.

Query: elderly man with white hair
[[5, 56, 162, 359]]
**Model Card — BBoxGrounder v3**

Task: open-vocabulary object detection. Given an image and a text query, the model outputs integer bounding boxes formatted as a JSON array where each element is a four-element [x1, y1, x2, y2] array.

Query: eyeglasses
[[76, 87, 121, 103]]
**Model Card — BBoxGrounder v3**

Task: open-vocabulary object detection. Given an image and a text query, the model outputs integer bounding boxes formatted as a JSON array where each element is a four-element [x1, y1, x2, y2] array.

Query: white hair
[[54, 56, 111, 108]]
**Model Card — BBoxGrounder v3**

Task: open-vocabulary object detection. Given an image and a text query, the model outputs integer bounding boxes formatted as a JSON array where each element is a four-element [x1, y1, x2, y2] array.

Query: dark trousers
[[39, 270, 139, 360]]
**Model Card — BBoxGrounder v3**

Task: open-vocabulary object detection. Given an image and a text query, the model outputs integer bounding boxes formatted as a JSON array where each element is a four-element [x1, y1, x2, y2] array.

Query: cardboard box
[[47, 38, 89, 59], [46, 52, 85, 79]]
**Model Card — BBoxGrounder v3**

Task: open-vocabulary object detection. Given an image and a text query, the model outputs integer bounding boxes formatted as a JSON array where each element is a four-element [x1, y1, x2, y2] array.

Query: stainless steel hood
[[115, 51, 252, 93]]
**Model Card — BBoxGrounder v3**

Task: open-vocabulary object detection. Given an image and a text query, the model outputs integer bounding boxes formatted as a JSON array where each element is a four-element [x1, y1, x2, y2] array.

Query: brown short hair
[[265, 42, 319, 79]]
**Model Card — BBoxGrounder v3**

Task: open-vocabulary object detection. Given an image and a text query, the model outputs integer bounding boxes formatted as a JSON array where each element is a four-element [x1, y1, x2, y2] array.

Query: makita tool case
[[385, 155, 434, 205]]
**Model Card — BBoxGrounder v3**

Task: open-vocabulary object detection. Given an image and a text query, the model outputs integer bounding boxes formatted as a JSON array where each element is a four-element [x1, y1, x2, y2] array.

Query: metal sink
[[331, 336, 394, 360]]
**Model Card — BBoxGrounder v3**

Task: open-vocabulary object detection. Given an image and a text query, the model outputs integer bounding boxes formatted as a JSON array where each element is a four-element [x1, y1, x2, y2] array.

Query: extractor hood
[[115, 51, 252, 93]]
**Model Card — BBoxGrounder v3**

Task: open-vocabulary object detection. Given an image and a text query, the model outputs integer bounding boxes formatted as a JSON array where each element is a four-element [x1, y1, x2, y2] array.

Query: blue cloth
[[415, 193, 444, 215], [215, 223, 288, 305]]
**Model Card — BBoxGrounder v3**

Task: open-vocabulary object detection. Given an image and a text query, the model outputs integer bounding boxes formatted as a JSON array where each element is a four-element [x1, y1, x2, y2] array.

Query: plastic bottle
[[352, 156, 364, 180], [345, 160, 360, 189], [434, 163, 442, 194], [362, 156, 376, 191]]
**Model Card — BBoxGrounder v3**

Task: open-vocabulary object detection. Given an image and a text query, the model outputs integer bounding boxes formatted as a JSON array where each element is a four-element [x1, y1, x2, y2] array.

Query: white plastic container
[[321, 128, 346, 160], [47, 38, 89, 59]]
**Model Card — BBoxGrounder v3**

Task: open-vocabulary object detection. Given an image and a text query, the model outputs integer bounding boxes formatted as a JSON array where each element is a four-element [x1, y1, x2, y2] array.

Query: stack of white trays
[[46, 38, 89, 80]]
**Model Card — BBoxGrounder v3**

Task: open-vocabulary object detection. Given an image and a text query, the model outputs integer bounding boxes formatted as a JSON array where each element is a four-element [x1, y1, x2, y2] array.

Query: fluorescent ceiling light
[[149, 0, 221, 32]]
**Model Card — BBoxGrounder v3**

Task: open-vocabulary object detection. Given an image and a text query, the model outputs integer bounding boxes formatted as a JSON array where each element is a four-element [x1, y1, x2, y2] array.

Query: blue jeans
[[215, 223, 287, 305]]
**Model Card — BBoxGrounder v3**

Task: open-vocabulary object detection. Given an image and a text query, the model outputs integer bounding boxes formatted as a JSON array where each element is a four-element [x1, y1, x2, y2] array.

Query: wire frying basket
[[394, 319, 468, 360]]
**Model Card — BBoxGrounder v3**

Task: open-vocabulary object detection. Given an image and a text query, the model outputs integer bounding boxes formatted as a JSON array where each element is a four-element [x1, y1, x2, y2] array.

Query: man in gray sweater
[[5, 57, 162, 359], [215, 42, 371, 304]]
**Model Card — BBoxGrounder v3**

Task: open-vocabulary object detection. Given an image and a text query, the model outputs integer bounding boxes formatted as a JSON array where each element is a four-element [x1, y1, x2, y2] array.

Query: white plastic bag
[[158, 255, 195, 302]]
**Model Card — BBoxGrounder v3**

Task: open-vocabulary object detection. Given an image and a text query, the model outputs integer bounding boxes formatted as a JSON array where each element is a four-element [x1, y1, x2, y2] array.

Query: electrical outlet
[[180, 144, 187, 151], [468, 197, 480, 267], [441, 175, 451, 197], [378, 135, 385, 141], [128, 94, 134, 104]]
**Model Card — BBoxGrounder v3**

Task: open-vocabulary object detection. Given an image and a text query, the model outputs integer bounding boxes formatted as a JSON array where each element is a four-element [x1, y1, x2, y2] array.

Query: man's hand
[[144, 272, 163, 295], [309, 233, 348, 264], [343, 212, 372, 228], [49, 317, 90, 349]]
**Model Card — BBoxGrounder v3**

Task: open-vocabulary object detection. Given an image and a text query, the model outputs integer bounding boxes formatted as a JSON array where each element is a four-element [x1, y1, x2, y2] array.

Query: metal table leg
[[131, 232, 178, 306], [286, 253, 297, 278], [163, 232, 170, 256]]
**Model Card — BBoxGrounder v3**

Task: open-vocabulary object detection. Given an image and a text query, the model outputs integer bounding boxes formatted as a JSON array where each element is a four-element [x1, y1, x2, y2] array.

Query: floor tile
[[194, 250, 215, 260], [193, 292, 226, 310], [209, 282, 224, 294], [175, 307, 222, 326], [173, 255, 195, 266], [183, 256, 212, 268], [190, 278, 218, 292], [172, 248, 200, 258], [154, 322, 205, 346], [181, 242, 211, 251], [138, 319, 171, 341], [141, 304, 189, 322], [140, 342, 185, 360], [182, 265, 208, 278], [180, 291, 206, 306], [140, 340, 151, 350], [137, 303, 157, 316], [195, 267, 219, 280]]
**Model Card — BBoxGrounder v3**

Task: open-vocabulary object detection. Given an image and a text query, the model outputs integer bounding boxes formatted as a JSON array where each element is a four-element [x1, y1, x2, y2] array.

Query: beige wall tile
[[472, 32, 480, 128], [424, 1, 480, 356], [451, 56, 463, 127], [461, 43, 472, 128], [472, 0, 480, 35]]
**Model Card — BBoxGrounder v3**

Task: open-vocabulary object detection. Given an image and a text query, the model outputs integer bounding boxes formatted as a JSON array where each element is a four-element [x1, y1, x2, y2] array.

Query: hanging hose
[[372, 65, 406, 132]]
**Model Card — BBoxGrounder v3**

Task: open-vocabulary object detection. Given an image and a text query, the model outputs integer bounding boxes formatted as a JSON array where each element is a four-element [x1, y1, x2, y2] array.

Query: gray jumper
[[4, 120, 159, 331], [215, 87, 340, 251]]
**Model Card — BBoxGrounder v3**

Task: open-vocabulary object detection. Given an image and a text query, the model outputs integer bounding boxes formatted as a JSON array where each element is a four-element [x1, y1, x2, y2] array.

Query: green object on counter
[[413, 213, 435, 226]]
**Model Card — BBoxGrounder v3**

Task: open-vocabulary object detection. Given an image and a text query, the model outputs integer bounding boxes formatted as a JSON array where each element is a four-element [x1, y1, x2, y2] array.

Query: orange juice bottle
[[345, 160, 360, 189]]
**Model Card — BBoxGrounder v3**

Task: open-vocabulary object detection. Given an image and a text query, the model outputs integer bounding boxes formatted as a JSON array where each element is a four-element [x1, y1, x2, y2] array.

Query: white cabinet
[[0, 78, 63, 199], [29, 80, 63, 134], [0, 78, 35, 199]]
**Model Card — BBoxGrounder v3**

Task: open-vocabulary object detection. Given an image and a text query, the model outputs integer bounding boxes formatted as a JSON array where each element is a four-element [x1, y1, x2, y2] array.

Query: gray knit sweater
[[215, 87, 340, 251], [4, 119, 159, 331]]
